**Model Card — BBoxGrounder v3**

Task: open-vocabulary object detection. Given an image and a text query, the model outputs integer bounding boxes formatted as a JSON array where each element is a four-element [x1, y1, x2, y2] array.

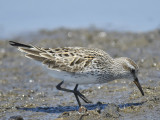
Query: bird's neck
[[108, 59, 125, 79]]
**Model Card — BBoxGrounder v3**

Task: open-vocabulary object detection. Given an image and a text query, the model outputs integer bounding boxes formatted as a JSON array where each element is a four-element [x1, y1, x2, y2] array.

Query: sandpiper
[[9, 41, 144, 106]]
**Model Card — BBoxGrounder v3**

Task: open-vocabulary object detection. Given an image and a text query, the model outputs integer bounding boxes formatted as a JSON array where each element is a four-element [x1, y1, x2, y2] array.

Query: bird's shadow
[[17, 102, 144, 113]]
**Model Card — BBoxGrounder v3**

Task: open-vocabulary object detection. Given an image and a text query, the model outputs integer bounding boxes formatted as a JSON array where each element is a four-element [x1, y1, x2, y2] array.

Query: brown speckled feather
[[18, 46, 112, 72]]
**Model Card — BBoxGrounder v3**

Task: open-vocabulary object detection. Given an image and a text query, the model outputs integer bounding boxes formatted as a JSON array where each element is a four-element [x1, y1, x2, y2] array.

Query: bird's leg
[[56, 81, 92, 106], [56, 81, 81, 106], [73, 84, 81, 106], [74, 84, 92, 103], [56, 81, 73, 92]]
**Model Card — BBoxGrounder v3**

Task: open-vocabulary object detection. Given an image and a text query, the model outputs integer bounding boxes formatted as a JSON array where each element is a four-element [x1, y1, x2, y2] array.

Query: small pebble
[[78, 106, 87, 113]]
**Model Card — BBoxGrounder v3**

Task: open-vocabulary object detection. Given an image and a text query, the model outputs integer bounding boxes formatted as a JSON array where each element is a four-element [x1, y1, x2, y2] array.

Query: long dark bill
[[134, 77, 144, 96]]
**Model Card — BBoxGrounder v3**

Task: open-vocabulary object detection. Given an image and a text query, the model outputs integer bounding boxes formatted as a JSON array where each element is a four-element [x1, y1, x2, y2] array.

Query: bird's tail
[[9, 41, 60, 69], [9, 41, 47, 62], [9, 41, 33, 48], [9, 41, 40, 55]]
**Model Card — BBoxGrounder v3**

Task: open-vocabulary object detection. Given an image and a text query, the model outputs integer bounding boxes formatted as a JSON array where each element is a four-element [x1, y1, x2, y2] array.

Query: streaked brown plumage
[[20, 46, 113, 72]]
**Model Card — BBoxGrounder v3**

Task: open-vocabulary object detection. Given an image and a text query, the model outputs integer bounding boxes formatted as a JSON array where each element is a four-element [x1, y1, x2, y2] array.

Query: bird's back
[[9, 41, 112, 73]]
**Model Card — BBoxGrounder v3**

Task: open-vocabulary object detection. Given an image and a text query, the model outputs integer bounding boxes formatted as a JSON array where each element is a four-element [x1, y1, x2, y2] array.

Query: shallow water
[[0, 28, 160, 119]]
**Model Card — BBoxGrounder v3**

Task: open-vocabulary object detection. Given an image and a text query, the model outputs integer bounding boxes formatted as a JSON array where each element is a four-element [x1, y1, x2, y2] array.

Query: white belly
[[47, 69, 102, 84], [64, 74, 99, 84]]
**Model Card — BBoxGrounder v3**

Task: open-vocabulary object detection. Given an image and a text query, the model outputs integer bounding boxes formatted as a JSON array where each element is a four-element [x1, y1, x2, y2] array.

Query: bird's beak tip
[[134, 78, 144, 96]]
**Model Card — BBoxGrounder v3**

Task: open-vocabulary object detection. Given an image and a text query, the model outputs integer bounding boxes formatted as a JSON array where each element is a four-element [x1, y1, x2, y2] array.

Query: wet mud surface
[[0, 28, 160, 119]]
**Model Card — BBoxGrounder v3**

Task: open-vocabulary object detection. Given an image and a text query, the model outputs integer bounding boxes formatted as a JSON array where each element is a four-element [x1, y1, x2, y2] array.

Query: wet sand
[[0, 28, 160, 119]]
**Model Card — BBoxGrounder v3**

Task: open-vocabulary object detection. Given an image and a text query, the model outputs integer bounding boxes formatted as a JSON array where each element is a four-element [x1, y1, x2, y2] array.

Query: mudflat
[[0, 28, 160, 120]]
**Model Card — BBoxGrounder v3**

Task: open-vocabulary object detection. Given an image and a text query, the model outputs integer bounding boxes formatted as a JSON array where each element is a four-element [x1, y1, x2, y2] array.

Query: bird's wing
[[22, 47, 96, 72], [9, 41, 111, 72]]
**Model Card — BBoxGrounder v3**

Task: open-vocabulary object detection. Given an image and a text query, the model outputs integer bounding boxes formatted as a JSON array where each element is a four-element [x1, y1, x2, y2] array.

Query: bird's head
[[114, 57, 144, 96]]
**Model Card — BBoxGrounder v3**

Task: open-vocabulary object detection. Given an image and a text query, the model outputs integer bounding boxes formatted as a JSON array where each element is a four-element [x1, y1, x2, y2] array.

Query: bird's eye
[[131, 69, 135, 73]]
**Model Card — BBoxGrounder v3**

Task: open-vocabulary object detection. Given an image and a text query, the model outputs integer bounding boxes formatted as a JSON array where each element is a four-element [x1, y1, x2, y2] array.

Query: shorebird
[[9, 41, 144, 107]]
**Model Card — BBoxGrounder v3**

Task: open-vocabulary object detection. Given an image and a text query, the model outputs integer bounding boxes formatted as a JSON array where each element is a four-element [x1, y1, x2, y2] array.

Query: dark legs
[[56, 81, 92, 106], [73, 84, 81, 106]]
